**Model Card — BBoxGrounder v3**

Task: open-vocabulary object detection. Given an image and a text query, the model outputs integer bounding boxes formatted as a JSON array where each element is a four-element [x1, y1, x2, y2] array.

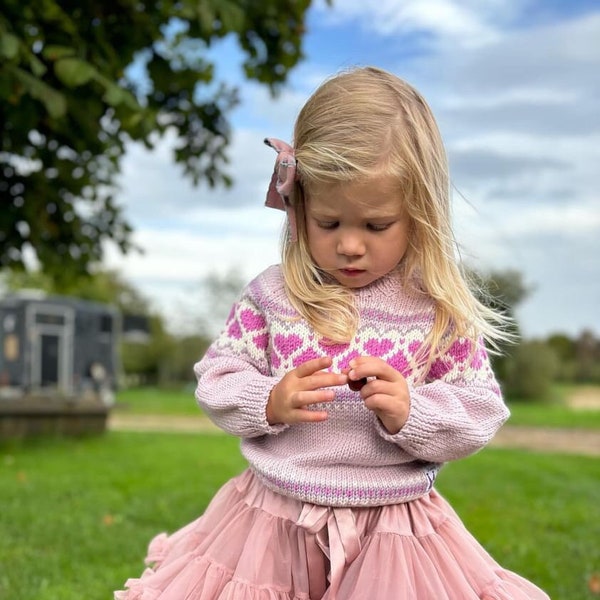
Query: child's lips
[[340, 268, 365, 277]]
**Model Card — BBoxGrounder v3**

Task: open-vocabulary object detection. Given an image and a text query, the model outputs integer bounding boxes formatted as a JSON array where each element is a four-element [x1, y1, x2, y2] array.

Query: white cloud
[[314, 0, 518, 47], [105, 206, 283, 282]]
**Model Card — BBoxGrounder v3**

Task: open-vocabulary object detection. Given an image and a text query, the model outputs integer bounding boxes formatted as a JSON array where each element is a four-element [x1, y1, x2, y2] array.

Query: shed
[[0, 291, 120, 437]]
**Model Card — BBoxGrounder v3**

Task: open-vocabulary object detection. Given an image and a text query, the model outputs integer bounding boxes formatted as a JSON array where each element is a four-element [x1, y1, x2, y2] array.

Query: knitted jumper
[[194, 265, 509, 507]]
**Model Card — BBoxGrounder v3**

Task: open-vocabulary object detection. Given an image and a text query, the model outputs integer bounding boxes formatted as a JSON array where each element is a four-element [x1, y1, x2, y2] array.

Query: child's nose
[[337, 232, 365, 256]]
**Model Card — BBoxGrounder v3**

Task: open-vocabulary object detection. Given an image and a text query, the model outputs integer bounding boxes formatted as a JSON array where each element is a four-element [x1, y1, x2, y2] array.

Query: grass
[[507, 383, 600, 428], [1, 432, 599, 600], [114, 386, 199, 416], [507, 401, 600, 428], [0, 432, 244, 600]]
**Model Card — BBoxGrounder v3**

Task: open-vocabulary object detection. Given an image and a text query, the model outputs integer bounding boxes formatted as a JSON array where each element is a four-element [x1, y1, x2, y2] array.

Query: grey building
[[0, 291, 120, 436]]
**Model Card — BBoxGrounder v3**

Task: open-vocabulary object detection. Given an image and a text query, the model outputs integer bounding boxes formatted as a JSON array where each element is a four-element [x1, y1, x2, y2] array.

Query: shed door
[[40, 334, 60, 386], [28, 305, 74, 394]]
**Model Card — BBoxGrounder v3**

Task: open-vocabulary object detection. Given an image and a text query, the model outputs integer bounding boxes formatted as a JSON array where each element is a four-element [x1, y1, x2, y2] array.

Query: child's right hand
[[266, 357, 347, 425]]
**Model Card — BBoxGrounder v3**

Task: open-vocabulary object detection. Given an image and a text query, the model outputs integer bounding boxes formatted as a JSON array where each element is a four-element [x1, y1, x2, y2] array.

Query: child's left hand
[[348, 356, 410, 435]]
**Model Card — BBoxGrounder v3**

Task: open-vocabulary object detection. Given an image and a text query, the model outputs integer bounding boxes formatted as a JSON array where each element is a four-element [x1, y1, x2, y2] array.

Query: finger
[[304, 371, 347, 390], [360, 378, 394, 397], [292, 389, 335, 408], [291, 408, 329, 423], [363, 393, 398, 413], [349, 358, 399, 383], [294, 356, 333, 377]]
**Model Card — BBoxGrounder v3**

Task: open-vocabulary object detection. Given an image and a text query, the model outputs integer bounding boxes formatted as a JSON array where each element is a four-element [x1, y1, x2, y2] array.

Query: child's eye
[[317, 221, 339, 230], [367, 222, 393, 232]]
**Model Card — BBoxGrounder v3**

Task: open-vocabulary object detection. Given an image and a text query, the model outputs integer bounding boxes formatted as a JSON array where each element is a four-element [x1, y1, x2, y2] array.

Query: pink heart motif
[[447, 338, 472, 362], [389, 351, 410, 376], [253, 333, 269, 350], [408, 340, 422, 354], [471, 346, 486, 369], [338, 350, 360, 371], [293, 348, 321, 367], [240, 309, 266, 332], [429, 358, 452, 380], [227, 320, 242, 340], [273, 333, 302, 359], [363, 338, 393, 357]]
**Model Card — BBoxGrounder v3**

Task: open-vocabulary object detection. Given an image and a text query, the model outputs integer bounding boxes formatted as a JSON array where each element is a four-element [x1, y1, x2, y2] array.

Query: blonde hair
[[281, 66, 511, 369]]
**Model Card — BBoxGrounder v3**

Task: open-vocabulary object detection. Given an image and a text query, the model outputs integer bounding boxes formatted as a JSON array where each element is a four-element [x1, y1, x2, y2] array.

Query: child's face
[[305, 175, 410, 289]]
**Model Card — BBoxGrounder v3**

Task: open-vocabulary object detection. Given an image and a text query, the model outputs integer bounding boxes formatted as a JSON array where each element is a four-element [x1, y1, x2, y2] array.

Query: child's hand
[[267, 357, 347, 425], [348, 356, 410, 434]]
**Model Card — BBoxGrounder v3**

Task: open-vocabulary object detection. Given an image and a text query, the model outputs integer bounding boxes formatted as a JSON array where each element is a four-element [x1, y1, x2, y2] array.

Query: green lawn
[[114, 386, 200, 416], [507, 401, 600, 428], [1, 432, 599, 600]]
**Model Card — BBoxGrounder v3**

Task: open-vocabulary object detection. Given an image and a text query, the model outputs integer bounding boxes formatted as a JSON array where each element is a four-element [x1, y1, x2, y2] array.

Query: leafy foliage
[[2, 266, 150, 313], [503, 340, 560, 401], [0, 0, 313, 281], [468, 268, 531, 381]]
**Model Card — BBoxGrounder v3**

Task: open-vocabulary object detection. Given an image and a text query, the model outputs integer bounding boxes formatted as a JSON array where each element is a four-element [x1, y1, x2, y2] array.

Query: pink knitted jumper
[[194, 265, 509, 508]]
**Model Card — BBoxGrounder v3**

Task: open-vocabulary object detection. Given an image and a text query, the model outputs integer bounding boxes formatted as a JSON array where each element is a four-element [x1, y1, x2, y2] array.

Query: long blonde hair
[[281, 66, 511, 367]]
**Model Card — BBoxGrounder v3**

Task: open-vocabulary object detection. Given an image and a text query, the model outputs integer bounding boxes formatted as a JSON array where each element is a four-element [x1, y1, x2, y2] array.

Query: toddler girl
[[116, 66, 549, 599]]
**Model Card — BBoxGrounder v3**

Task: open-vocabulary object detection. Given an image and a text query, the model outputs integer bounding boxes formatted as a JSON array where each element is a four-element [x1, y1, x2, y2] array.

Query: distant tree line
[[472, 268, 600, 400], [501, 331, 600, 401]]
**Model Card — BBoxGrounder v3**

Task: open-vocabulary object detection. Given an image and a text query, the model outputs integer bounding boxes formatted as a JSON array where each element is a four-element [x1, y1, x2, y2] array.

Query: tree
[[574, 329, 600, 382], [2, 266, 150, 314], [469, 268, 531, 381], [0, 0, 315, 281], [503, 340, 559, 401], [470, 268, 530, 321], [546, 333, 577, 381], [195, 267, 247, 336]]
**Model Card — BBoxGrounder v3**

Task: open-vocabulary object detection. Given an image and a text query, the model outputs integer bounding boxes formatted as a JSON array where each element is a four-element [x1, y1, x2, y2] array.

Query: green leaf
[[29, 54, 47, 77], [10, 65, 67, 118], [196, 0, 216, 37], [42, 44, 75, 61], [54, 57, 96, 87], [40, 89, 67, 119], [102, 83, 125, 106], [0, 32, 19, 59], [218, 2, 245, 33]]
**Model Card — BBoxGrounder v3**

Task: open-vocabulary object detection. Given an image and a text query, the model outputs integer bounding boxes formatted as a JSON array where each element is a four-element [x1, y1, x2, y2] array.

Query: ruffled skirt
[[114, 469, 549, 599]]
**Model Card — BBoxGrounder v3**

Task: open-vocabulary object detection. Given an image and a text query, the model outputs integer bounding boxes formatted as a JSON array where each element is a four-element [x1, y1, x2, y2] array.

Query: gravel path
[[108, 413, 600, 457]]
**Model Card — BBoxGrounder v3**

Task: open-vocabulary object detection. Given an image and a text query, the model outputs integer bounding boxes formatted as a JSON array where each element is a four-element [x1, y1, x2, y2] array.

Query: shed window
[[35, 313, 65, 326]]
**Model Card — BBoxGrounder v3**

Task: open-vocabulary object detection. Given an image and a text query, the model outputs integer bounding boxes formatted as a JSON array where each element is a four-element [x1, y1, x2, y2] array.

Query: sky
[[106, 0, 600, 339]]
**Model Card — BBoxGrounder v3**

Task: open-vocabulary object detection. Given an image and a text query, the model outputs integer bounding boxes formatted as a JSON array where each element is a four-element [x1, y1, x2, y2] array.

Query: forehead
[[306, 175, 404, 215]]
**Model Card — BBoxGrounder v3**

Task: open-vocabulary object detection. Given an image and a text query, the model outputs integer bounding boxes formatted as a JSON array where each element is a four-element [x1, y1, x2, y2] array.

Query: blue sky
[[108, 0, 600, 339]]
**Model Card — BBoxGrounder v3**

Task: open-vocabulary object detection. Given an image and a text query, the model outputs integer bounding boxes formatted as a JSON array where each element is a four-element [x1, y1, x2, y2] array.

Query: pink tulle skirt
[[114, 469, 549, 600]]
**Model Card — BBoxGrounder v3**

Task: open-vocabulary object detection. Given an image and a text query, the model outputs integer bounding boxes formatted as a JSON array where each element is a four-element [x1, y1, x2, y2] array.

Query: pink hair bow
[[264, 137, 298, 242]]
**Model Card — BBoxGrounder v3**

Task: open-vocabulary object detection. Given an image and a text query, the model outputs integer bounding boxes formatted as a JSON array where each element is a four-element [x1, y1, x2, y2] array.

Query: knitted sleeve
[[376, 338, 509, 462], [193, 291, 287, 438]]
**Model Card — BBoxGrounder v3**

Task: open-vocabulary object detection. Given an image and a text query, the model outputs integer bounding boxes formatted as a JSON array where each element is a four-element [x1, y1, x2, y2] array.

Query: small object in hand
[[348, 377, 368, 392]]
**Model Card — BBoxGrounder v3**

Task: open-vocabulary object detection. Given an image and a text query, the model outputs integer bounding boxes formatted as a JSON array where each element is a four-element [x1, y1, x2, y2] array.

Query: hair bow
[[264, 137, 298, 242]]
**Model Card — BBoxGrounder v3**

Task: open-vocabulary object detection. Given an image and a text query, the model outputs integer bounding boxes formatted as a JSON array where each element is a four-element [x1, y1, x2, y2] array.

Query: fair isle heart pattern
[[196, 265, 507, 508], [212, 295, 488, 388]]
